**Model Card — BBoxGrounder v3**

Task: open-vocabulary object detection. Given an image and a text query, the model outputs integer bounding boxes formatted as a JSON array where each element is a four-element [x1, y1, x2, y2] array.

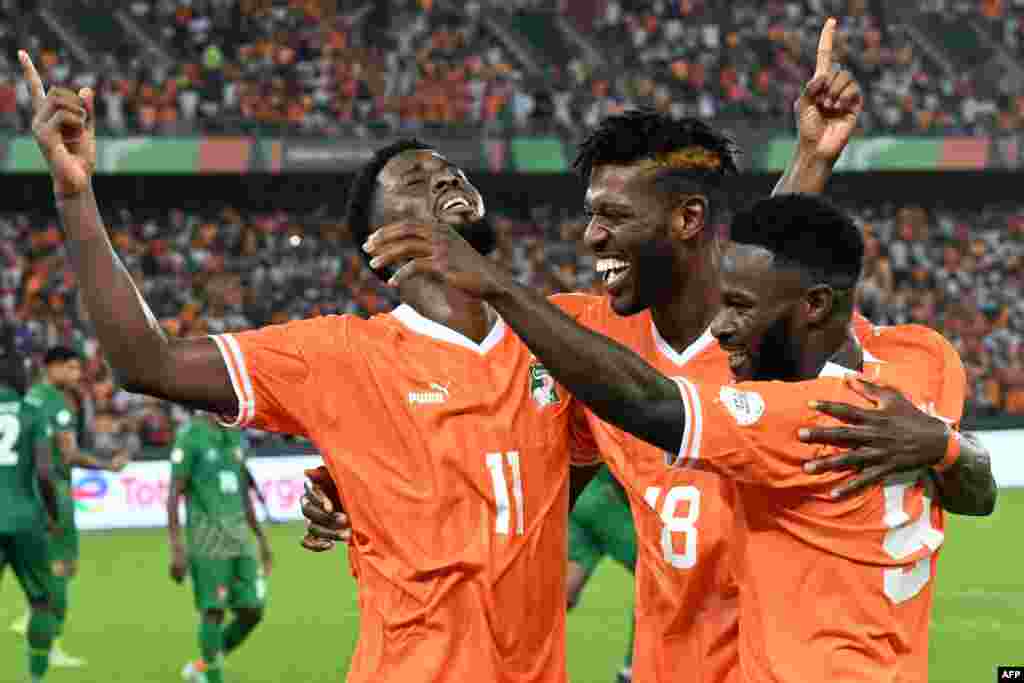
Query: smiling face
[[583, 164, 691, 315], [375, 149, 485, 229], [710, 243, 810, 382]]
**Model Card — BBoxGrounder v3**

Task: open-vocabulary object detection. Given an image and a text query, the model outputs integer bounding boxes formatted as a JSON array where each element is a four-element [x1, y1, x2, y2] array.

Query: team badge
[[529, 362, 560, 408], [718, 386, 765, 426], [216, 585, 228, 602]]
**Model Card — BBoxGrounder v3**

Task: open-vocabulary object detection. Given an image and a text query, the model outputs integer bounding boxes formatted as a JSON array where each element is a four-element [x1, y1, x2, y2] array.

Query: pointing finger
[[17, 50, 46, 110], [815, 18, 837, 78]]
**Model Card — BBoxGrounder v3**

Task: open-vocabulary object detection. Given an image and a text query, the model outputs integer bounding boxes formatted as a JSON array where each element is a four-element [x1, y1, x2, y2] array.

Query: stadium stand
[[2, 0, 1019, 135]]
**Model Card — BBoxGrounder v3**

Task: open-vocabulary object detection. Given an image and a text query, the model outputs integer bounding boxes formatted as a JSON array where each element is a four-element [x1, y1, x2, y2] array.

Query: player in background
[[368, 193, 996, 682], [11, 346, 130, 668], [169, 413, 273, 683], [0, 324, 60, 682], [566, 465, 637, 683]]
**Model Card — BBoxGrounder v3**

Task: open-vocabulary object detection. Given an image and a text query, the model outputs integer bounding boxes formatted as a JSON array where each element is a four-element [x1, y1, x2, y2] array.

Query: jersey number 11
[[487, 452, 525, 535]]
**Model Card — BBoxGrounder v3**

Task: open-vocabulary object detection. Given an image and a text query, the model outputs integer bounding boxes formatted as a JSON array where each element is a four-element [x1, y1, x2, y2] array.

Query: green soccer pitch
[[2, 490, 1022, 683]]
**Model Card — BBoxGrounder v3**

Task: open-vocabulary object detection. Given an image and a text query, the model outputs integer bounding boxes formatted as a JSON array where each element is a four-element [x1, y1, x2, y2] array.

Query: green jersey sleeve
[[26, 384, 74, 434]]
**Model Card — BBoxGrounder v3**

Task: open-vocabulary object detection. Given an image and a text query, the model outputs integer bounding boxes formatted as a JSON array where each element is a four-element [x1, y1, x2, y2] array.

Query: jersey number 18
[[644, 485, 700, 569]]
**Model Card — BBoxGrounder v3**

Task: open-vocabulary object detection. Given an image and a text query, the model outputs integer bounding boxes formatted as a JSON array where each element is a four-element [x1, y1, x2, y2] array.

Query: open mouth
[[596, 258, 631, 291], [436, 193, 475, 217]]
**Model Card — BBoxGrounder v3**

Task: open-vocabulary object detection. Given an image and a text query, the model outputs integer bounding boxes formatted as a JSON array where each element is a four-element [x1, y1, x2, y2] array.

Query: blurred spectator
[[3, 197, 1024, 452]]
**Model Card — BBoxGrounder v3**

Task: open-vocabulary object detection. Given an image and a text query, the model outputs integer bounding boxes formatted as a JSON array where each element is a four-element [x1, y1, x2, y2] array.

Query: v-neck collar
[[650, 319, 716, 367], [391, 304, 506, 355]]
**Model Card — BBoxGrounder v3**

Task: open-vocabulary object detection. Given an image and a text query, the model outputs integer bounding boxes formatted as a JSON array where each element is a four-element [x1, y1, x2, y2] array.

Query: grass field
[[2, 490, 1022, 683]]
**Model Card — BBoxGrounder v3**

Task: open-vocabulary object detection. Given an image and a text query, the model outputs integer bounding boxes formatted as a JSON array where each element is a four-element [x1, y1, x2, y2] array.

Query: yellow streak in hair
[[648, 147, 723, 171]]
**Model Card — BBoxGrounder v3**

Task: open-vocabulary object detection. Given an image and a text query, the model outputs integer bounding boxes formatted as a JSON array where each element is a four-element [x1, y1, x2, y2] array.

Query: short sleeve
[[567, 403, 602, 467], [929, 333, 967, 429], [211, 318, 333, 435], [670, 376, 849, 488], [170, 430, 193, 483]]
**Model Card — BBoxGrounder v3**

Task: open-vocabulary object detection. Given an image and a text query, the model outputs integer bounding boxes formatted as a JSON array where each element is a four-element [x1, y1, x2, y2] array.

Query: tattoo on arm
[[931, 433, 997, 516]]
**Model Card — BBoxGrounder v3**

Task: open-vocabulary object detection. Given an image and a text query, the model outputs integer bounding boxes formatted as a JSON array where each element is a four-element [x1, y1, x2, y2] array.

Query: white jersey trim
[[668, 376, 702, 467], [209, 334, 255, 428], [651, 322, 716, 367], [392, 304, 507, 355]]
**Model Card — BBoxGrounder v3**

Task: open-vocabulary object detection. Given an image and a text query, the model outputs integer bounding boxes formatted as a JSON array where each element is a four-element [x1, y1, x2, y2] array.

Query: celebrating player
[[169, 413, 273, 683], [566, 465, 638, 683], [365, 193, 996, 682], [311, 17, 992, 683], [11, 346, 129, 668], [19, 49, 608, 683], [0, 325, 61, 682]]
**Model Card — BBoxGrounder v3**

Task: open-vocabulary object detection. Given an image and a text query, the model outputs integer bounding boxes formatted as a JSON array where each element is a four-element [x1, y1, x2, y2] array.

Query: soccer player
[[19, 51, 605, 683], [169, 413, 273, 683], [0, 324, 60, 682], [12, 346, 129, 668], [566, 465, 637, 683], [367, 193, 997, 682], [308, 18, 993, 683]]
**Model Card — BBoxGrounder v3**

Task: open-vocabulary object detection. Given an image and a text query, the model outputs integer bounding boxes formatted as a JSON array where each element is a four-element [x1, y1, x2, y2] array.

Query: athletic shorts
[[0, 531, 55, 604], [189, 556, 266, 611], [568, 475, 637, 576]]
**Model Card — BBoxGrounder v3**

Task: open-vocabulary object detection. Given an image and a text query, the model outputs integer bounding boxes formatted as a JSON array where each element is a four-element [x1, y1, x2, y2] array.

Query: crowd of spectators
[[576, 0, 1019, 135], [1, 197, 1022, 457], [1, 0, 1021, 136]]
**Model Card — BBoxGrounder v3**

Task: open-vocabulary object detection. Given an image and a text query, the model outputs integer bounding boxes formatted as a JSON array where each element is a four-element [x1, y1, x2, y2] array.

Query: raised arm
[[19, 51, 235, 416], [772, 18, 863, 197]]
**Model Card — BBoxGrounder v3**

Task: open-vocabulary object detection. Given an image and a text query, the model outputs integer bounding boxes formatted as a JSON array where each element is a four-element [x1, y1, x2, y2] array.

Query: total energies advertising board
[[71, 456, 320, 531], [68, 432, 1024, 530]]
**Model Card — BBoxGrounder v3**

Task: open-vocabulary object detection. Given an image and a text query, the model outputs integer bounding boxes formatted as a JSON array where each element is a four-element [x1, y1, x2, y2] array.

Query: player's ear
[[804, 285, 835, 326], [669, 195, 707, 242]]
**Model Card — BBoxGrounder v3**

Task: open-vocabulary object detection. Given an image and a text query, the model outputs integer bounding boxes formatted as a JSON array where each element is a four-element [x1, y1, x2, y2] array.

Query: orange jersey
[[667, 324, 965, 683], [555, 293, 740, 683], [212, 303, 597, 683]]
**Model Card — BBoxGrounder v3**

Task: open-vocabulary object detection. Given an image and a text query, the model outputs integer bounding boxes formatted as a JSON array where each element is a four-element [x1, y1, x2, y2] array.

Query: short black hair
[[44, 346, 81, 366], [574, 109, 740, 220], [345, 138, 435, 279], [729, 194, 864, 290]]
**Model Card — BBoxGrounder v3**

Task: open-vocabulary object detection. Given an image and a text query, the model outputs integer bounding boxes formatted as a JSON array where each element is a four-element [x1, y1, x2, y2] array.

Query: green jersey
[[0, 385, 50, 534], [171, 417, 255, 560], [24, 382, 75, 485]]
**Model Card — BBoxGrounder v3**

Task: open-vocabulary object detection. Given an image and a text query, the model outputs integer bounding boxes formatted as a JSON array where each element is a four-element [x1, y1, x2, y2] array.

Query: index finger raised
[[17, 50, 46, 110], [815, 18, 836, 77]]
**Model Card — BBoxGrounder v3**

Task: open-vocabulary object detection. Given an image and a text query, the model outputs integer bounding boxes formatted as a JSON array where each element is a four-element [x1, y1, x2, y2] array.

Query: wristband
[[933, 426, 962, 473]]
